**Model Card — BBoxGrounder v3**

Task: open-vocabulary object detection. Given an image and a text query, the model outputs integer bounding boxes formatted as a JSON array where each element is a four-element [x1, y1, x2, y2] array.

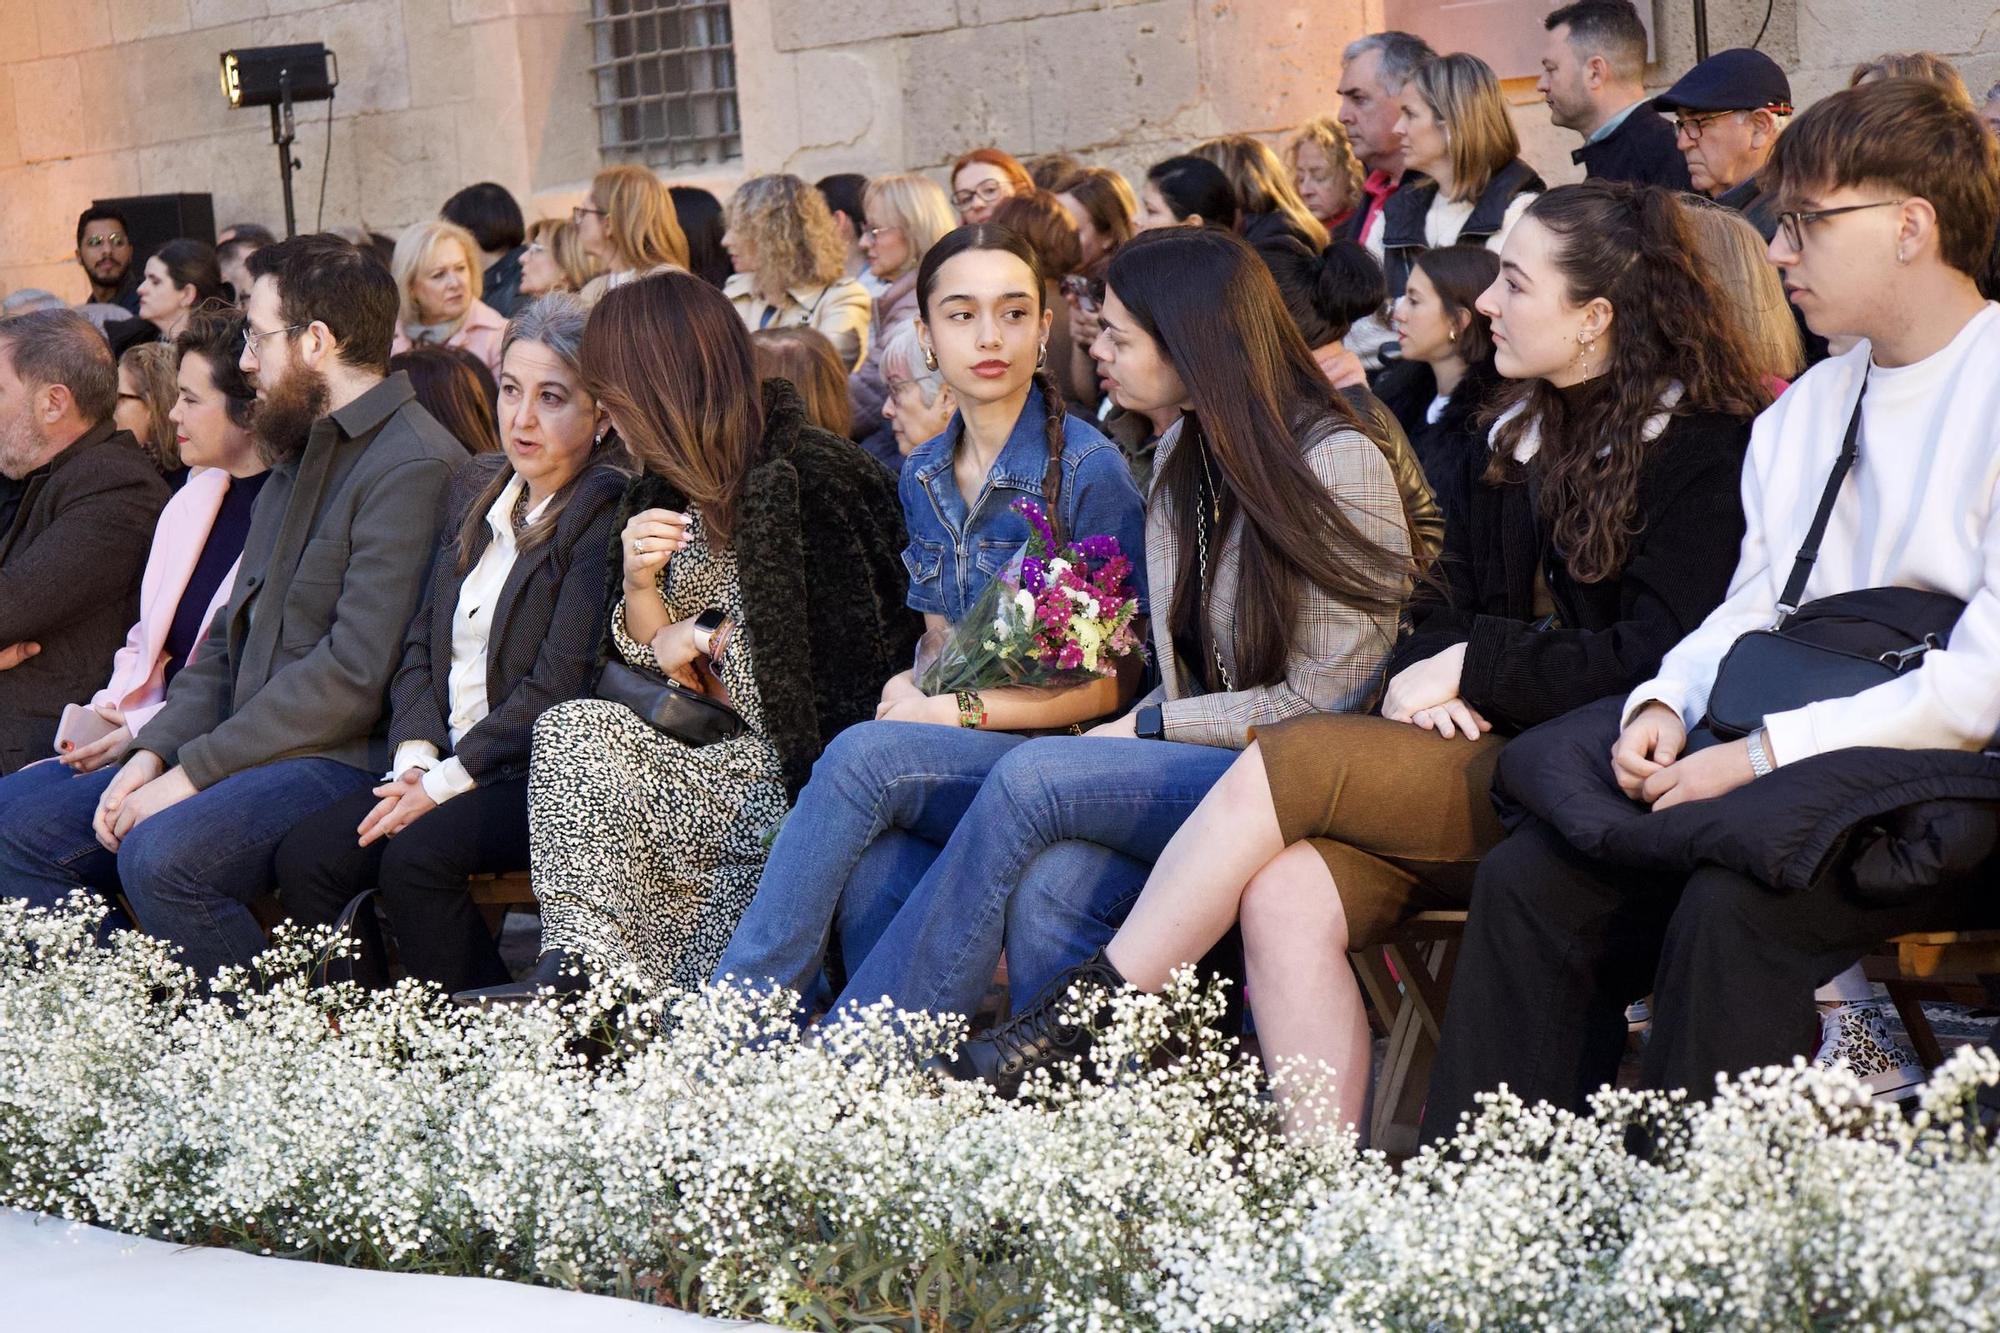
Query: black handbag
[[595, 660, 747, 746], [1699, 377, 1964, 742]]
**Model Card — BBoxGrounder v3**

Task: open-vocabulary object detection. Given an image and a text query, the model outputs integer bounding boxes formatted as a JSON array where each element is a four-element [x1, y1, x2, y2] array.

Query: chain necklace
[[1191, 431, 1234, 694]]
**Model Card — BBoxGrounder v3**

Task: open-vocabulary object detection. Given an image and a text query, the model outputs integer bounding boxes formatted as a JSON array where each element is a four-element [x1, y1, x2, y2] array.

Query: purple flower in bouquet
[[916, 497, 1144, 694]]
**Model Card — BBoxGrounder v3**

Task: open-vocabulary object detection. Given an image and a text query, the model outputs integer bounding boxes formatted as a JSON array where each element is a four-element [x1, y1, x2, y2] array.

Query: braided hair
[[914, 223, 1068, 540]]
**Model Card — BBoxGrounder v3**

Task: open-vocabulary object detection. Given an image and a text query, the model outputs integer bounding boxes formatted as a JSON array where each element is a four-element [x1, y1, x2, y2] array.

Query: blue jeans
[[713, 721, 1031, 1002], [831, 735, 1237, 1019], [0, 756, 376, 978]]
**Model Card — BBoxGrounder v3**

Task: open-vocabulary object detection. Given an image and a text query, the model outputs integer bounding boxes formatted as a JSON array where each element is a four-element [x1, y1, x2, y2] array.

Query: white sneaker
[[1812, 1001, 1926, 1102]]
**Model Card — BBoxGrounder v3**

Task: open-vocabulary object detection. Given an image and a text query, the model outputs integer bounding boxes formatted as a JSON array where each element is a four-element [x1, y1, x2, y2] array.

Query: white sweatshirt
[[1625, 302, 2000, 764]]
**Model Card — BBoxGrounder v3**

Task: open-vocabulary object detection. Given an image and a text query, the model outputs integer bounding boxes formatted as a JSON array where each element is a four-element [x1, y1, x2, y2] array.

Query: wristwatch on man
[[1134, 703, 1165, 740], [692, 607, 728, 658]]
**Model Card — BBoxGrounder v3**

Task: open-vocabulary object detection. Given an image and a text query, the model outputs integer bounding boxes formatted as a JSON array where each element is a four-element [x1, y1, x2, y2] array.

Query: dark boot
[[452, 949, 588, 1006], [931, 949, 1129, 1097]]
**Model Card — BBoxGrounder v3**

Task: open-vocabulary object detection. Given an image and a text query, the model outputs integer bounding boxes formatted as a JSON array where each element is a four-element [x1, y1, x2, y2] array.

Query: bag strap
[[1777, 375, 1868, 621]]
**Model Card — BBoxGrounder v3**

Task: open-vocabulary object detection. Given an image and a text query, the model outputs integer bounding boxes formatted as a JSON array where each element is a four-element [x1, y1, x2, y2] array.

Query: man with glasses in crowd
[[73, 207, 139, 314], [1654, 47, 1794, 239]]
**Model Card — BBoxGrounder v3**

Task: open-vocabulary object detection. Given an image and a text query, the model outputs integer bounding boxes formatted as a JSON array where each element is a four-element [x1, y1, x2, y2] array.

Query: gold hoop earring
[[1035, 342, 1048, 369], [922, 346, 938, 372]]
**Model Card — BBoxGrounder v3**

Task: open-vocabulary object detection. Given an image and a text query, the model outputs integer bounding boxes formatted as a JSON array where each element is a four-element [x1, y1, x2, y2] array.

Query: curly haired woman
[[722, 174, 873, 373]]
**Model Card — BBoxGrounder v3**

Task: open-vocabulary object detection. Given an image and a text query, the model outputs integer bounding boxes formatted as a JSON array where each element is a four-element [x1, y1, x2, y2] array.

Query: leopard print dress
[[527, 508, 787, 990]]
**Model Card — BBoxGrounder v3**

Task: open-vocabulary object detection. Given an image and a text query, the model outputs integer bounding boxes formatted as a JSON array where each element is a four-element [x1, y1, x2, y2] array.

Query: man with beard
[[0, 234, 462, 981], [0, 309, 168, 774], [1538, 2, 1691, 189], [74, 207, 140, 314]]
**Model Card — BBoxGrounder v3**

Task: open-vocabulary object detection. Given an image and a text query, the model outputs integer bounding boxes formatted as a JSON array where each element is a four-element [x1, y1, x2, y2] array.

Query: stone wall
[[3, 0, 1995, 301], [0, 0, 600, 299]]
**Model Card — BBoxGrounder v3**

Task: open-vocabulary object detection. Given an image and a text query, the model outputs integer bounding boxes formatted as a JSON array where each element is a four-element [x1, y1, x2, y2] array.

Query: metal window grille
[[588, 0, 741, 168]]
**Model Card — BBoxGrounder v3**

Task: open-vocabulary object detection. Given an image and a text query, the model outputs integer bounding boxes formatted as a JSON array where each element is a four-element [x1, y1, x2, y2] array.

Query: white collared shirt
[[390, 473, 550, 804]]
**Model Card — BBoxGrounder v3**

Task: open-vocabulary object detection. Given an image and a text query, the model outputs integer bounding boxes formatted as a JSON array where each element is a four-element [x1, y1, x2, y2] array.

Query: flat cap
[[1654, 48, 1794, 114]]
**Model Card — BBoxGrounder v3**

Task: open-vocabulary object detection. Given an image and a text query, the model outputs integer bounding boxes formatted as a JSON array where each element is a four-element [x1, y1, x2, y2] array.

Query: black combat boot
[[931, 949, 1129, 1097]]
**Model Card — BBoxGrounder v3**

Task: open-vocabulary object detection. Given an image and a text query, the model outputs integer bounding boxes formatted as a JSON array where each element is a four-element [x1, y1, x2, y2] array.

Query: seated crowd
[[5, 3, 2000, 1143]]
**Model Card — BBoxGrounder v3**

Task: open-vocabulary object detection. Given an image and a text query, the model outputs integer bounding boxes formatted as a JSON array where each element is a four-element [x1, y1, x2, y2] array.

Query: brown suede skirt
[[1254, 713, 1509, 949]]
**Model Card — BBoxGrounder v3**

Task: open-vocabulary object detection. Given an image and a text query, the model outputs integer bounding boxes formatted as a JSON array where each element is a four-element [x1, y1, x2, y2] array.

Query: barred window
[[588, 0, 741, 168]]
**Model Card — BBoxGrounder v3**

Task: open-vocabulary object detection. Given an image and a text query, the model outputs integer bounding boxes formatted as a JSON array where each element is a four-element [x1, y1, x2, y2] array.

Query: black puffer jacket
[[1495, 695, 2000, 904]]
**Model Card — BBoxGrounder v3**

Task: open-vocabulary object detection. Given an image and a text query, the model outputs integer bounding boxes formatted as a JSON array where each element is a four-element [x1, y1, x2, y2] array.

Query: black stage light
[[218, 44, 340, 237], [219, 43, 338, 109]]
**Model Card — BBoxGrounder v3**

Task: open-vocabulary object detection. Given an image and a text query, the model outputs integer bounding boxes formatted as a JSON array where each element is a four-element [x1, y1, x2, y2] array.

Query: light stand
[[220, 44, 337, 238], [271, 72, 300, 237]]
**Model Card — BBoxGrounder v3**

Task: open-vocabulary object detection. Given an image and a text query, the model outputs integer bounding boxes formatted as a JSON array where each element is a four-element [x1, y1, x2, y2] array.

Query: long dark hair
[[1410, 245, 1500, 364], [914, 224, 1068, 539], [390, 344, 501, 455], [1484, 183, 1770, 582], [1147, 156, 1237, 228], [153, 238, 227, 309], [1108, 228, 1409, 689], [671, 185, 732, 288], [582, 270, 764, 546]]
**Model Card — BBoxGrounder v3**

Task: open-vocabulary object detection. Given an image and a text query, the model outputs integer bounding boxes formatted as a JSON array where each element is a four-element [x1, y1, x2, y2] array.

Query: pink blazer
[[392, 299, 507, 375], [87, 468, 241, 735]]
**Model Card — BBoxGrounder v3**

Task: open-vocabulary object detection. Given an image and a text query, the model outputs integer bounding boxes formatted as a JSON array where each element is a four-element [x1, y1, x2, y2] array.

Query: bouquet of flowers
[[918, 498, 1144, 695]]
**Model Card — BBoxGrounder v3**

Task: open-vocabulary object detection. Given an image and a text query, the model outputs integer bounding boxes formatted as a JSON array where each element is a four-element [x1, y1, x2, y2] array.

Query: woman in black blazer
[[275, 293, 628, 992]]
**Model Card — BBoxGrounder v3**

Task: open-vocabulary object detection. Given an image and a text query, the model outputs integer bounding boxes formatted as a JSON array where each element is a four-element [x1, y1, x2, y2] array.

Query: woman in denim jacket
[[714, 224, 1148, 1012]]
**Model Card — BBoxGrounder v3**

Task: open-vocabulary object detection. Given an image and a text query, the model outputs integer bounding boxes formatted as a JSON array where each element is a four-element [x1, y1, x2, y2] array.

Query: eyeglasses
[[951, 180, 1007, 209], [571, 205, 607, 222], [863, 224, 903, 242], [1671, 110, 1739, 142], [1776, 199, 1908, 253], [244, 322, 306, 355], [83, 233, 129, 248]]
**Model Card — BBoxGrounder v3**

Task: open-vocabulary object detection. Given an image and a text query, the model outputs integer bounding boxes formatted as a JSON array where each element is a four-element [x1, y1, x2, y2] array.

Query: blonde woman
[[848, 172, 958, 433], [390, 220, 507, 374], [722, 174, 872, 373], [1681, 199, 1803, 392], [1378, 52, 1545, 299], [519, 218, 601, 298], [1194, 133, 1332, 252], [573, 164, 690, 302], [114, 343, 183, 481], [1285, 115, 1367, 231]]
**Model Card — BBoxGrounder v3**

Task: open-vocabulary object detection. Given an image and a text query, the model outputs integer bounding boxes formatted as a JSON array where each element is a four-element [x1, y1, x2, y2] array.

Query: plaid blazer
[[1142, 413, 1409, 748]]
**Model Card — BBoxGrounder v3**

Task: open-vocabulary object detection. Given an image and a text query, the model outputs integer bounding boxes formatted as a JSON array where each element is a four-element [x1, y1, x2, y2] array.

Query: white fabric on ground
[[0, 1210, 765, 1331]]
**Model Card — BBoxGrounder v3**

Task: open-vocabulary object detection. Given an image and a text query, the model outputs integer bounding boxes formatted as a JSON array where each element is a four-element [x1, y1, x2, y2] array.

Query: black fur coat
[[598, 378, 921, 799]]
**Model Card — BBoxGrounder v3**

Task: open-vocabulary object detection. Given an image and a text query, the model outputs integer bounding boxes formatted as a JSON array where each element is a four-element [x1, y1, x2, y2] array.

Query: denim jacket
[[899, 384, 1149, 623]]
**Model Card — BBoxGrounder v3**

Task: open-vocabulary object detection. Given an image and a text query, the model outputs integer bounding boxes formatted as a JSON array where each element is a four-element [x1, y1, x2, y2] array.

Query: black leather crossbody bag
[[1699, 377, 1964, 742], [595, 660, 747, 746]]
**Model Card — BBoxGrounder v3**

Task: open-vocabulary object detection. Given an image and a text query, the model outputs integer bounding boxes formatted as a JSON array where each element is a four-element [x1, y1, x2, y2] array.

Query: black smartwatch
[[692, 607, 728, 656], [1133, 703, 1165, 740]]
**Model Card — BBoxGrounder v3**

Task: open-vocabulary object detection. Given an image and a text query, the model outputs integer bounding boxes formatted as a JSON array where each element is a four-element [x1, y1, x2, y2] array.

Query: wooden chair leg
[[1370, 997, 1434, 1157], [1884, 979, 1947, 1071]]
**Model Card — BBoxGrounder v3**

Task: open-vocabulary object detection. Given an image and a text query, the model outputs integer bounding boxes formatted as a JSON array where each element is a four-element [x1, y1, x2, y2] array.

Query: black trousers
[[1418, 813, 1991, 1145], [272, 777, 529, 994]]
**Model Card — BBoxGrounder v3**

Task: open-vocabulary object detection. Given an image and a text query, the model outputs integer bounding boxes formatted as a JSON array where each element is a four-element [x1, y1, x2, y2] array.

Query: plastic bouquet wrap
[[917, 498, 1144, 694]]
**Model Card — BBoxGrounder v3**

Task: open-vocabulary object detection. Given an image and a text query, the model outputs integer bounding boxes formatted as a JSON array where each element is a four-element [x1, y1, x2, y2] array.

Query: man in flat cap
[[1656, 47, 1794, 239]]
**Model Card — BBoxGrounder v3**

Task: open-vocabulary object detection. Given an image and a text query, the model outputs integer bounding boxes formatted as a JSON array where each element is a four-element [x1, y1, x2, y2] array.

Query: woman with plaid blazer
[[824, 227, 1414, 1028]]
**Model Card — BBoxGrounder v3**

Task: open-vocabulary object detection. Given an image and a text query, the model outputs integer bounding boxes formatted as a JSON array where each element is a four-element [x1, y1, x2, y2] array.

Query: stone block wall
[[2, 0, 1995, 302], [0, 0, 598, 300]]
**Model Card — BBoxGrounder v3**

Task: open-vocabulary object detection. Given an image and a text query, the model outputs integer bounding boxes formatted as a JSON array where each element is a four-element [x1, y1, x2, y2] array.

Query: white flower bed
[[2, 896, 1997, 1329]]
